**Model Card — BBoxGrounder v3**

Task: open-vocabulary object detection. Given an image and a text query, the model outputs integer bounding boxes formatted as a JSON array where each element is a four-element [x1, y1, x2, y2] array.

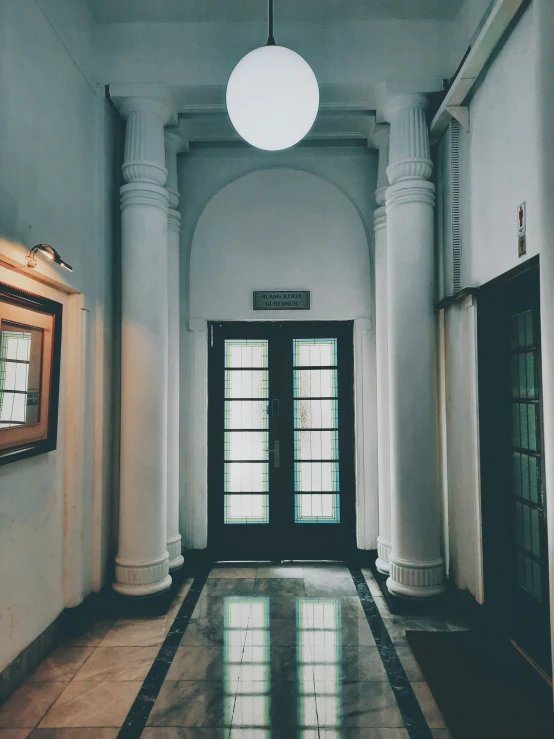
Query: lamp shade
[[226, 45, 319, 151]]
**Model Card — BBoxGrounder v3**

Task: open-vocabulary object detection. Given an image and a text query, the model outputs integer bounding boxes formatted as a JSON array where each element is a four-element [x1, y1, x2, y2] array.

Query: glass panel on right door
[[293, 339, 341, 524]]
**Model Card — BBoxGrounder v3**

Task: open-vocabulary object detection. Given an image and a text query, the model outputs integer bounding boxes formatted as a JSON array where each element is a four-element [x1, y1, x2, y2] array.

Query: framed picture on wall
[[0, 282, 62, 465]]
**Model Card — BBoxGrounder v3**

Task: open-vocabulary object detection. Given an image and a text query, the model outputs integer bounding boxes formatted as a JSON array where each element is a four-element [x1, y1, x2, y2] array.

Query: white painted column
[[373, 125, 392, 575], [114, 97, 173, 596], [384, 94, 445, 598], [165, 129, 184, 572]]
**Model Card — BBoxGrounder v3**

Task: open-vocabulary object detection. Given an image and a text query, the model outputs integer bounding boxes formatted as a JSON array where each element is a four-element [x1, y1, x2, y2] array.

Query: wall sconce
[[25, 244, 73, 272]]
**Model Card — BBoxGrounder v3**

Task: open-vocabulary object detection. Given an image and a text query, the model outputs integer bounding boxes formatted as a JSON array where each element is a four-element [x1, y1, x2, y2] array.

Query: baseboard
[[0, 548, 206, 707], [0, 614, 63, 705]]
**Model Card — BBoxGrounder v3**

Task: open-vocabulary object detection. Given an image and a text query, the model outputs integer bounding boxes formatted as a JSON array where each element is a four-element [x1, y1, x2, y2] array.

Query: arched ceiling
[[87, 0, 464, 24]]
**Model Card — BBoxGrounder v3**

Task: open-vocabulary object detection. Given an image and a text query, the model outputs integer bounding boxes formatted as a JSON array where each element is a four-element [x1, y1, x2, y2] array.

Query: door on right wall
[[479, 259, 551, 678]]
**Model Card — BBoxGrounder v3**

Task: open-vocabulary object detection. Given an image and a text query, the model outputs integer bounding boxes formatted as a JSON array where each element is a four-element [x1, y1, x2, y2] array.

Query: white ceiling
[[87, 0, 464, 24]]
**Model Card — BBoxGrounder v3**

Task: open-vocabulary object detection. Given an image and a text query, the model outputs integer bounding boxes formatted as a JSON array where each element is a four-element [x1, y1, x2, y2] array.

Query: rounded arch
[[188, 166, 373, 321]]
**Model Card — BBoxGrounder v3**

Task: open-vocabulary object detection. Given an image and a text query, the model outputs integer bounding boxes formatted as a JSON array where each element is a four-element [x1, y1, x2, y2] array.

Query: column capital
[[110, 84, 178, 125], [383, 92, 429, 122], [386, 93, 432, 185], [118, 96, 175, 126], [116, 90, 176, 188]]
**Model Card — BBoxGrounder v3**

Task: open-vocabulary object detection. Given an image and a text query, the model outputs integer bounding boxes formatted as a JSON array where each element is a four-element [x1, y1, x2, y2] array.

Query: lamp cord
[[267, 0, 276, 45]]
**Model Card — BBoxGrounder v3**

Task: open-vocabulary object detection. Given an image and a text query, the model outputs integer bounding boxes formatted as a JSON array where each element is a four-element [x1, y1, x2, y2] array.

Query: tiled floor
[[0, 564, 461, 738]]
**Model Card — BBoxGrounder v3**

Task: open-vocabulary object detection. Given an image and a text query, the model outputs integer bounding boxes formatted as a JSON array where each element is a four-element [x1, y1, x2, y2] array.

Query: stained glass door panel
[[208, 322, 355, 559]]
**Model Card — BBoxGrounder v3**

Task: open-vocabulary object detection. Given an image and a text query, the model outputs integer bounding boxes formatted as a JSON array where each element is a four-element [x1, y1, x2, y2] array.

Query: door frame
[[207, 320, 357, 561], [477, 255, 551, 676]]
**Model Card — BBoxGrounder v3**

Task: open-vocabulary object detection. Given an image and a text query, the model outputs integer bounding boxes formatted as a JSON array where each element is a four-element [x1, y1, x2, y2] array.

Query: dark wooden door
[[478, 260, 551, 676], [208, 321, 356, 560]]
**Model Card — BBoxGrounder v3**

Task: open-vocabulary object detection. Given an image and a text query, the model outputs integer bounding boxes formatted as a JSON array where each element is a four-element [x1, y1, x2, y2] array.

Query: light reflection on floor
[[224, 596, 343, 737]]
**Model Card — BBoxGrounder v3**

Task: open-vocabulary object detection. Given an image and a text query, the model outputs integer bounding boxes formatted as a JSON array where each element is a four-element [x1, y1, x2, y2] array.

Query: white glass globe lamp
[[226, 3, 319, 151]]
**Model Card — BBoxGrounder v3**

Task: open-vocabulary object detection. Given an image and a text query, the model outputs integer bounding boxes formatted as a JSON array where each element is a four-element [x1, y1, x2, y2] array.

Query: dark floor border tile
[[349, 566, 435, 739], [116, 567, 211, 739]]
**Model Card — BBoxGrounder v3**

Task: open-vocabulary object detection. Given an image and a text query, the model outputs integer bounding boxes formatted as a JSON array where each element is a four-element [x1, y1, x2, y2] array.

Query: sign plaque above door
[[253, 291, 310, 310]]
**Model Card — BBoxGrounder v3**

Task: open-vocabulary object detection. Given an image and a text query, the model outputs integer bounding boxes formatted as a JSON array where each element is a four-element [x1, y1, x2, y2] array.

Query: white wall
[[179, 148, 378, 552], [439, 3, 540, 602], [459, 3, 539, 288], [0, 0, 121, 673], [95, 19, 455, 91]]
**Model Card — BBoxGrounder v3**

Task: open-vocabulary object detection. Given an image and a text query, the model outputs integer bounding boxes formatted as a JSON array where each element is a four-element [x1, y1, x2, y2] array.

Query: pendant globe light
[[226, 0, 319, 151]]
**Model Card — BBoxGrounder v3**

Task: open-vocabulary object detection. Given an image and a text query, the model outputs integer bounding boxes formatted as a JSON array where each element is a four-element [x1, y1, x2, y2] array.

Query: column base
[[113, 552, 172, 597], [376, 537, 391, 575], [167, 534, 184, 572], [386, 555, 445, 599]]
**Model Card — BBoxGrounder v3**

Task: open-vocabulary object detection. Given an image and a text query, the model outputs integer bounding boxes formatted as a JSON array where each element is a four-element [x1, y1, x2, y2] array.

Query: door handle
[[271, 399, 280, 416], [268, 440, 280, 468]]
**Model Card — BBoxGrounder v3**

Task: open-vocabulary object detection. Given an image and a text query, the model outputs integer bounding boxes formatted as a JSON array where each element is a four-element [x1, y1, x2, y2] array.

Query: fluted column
[[114, 97, 173, 596], [384, 94, 445, 598], [373, 125, 392, 575], [165, 129, 184, 572]]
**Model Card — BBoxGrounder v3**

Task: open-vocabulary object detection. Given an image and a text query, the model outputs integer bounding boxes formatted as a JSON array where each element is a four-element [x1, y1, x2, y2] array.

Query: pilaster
[[372, 125, 393, 576], [165, 128, 184, 573]]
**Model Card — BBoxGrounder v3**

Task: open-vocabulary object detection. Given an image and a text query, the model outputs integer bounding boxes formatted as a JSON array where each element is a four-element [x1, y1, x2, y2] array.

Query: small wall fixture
[[25, 244, 73, 272], [226, 0, 319, 151]]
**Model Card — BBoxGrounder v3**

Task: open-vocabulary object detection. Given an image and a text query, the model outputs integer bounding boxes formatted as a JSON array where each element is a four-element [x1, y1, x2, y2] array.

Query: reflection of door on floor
[[223, 595, 342, 733], [478, 260, 551, 677], [208, 321, 356, 561]]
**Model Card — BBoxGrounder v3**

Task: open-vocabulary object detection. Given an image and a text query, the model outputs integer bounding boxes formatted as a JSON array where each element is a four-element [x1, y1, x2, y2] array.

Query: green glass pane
[[530, 507, 541, 558], [524, 310, 534, 348], [529, 456, 540, 504], [225, 431, 268, 461], [523, 504, 532, 553], [526, 352, 536, 399], [294, 431, 339, 461], [225, 400, 269, 430], [295, 462, 340, 492], [225, 462, 268, 492], [224, 494, 269, 524], [294, 369, 338, 398], [511, 355, 519, 398], [225, 340, 268, 368], [294, 399, 338, 429], [293, 338, 337, 367], [295, 494, 340, 523], [225, 369, 268, 399], [527, 404, 539, 452], [518, 353, 527, 399], [520, 453, 530, 500], [519, 403, 529, 448]]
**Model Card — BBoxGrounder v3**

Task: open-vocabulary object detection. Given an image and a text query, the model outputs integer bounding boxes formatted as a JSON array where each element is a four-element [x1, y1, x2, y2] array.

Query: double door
[[208, 321, 355, 560]]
